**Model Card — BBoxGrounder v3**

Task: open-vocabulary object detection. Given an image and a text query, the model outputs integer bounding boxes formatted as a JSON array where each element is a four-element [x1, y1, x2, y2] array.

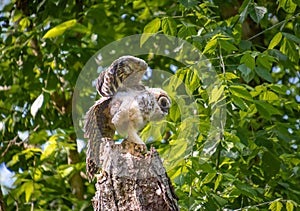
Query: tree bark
[[92, 138, 179, 211]]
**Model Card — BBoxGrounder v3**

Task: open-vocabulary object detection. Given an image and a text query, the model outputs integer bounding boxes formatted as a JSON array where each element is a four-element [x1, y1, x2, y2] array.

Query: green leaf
[[286, 200, 295, 211], [58, 165, 74, 178], [31, 93, 44, 117], [232, 95, 248, 110], [41, 138, 57, 160], [233, 181, 257, 199], [269, 200, 283, 211], [268, 32, 282, 49], [29, 130, 48, 144], [43, 19, 77, 38], [256, 53, 276, 70], [268, 84, 287, 95], [23, 181, 34, 202], [239, 40, 252, 50], [239, 0, 251, 22], [282, 32, 300, 45], [214, 174, 222, 191], [209, 85, 224, 104], [178, 25, 196, 39], [240, 53, 255, 69], [203, 39, 217, 54], [249, 4, 267, 23], [20, 17, 31, 31], [140, 18, 161, 46], [255, 67, 273, 82], [262, 151, 280, 180], [254, 100, 281, 119], [178, 0, 199, 9], [166, 139, 188, 165], [238, 63, 254, 83], [230, 85, 253, 101], [278, 0, 297, 13], [144, 18, 161, 33], [212, 194, 228, 206], [219, 39, 238, 52], [71, 23, 91, 34], [202, 172, 216, 185], [259, 91, 279, 101], [162, 18, 177, 36], [280, 37, 299, 63]]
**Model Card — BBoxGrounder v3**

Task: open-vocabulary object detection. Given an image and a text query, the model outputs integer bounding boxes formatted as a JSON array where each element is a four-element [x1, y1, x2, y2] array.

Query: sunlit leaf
[[43, 19, 77, 38], [280, 37, 299, 64], [210, 85, 224, 104], [203, 38, 217, 54], [278, 0, 297, 13], [214, 174, 222, 191], [230, 85, 253, 101], [140, 18, 161, 46], [286, 200, 295, 211], [202, 172, 216, 185], [23, 181, 34, 202], [41, 138, 57, 160], [259, 91, 279, 101], [269, 200, 283, 211], [268, 32, 282, 49]]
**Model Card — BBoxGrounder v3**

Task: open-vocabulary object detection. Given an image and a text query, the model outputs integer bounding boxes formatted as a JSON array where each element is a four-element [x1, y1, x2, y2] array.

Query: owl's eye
[[158, 96, 170, 113]]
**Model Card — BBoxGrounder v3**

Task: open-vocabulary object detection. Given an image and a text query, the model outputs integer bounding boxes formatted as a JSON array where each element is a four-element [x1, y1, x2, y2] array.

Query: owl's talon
[[96, 170, 108, 184]]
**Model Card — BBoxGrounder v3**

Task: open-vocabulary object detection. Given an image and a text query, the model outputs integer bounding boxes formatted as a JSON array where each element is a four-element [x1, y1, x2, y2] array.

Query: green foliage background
[[0, 0, 299, 210]]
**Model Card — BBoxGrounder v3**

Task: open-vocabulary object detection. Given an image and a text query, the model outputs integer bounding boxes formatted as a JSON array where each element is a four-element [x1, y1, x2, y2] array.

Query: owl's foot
[[122, 139, 147, 157], [95, 170, 107, 184]]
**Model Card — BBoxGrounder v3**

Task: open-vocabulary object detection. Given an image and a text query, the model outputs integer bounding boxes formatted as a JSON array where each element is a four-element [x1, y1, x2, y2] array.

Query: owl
[[84, 56, 171, 181]]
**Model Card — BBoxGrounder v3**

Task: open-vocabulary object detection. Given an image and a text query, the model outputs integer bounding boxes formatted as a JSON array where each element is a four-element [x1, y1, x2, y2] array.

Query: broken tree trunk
[[92, 138, 179, 211]]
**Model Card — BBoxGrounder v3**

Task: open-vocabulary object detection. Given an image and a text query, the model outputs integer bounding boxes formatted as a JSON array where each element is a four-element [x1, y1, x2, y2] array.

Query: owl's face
[[148, 88, 171, 120], [157, 94, 171, 114]]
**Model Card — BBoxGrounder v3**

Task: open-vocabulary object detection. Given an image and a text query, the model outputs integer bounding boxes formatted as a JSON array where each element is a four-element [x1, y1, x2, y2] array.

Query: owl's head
[[148, 88, 171, 116]]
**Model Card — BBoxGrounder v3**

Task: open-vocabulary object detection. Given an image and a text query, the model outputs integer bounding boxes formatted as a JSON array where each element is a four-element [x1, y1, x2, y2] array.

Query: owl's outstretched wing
[[96, 55, 147, 97], [84, 97, 115, 181]]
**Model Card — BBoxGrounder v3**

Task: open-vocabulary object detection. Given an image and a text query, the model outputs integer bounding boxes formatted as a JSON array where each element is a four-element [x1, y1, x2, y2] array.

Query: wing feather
[[85, 97, 114, 181], [96, 56, 147, 97]]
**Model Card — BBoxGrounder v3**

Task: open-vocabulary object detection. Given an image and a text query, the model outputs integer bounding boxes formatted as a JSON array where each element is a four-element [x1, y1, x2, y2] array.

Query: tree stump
[[92, 138, 179, 211]]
